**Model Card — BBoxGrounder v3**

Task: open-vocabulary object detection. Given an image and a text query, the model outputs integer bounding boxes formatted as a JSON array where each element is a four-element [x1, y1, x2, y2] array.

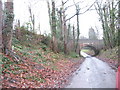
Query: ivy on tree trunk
[[0, 0, 2, 52], [2, 1, 14, 54]]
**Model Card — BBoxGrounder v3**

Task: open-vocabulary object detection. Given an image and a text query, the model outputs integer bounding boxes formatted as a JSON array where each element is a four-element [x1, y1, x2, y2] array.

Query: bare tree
[[117, 0, 120, 66], [95, 26, 100, 39], [118, 0, 120, 46], [51, 0, 58, 53], [62, 1, 68, 54], [15, 20, 21, 40], [95, 0, 118, 48], [88, 27, 97, 40], [72, 25, 75, 51], [47, 0, 52, 31], [67, 22, 71, 42], [38, 22, 41, 34], [28, 5, 35, 33], [47, 0, 68, 53], [2, 0, 14, 54], [75, 4, 80, 53], [56, 7, 63, 41], [64, 0, 95, 53], [47, 0, 58, 53], [0, 0, 2, 52], [66, 1, 96, 21], [47, 0, 97, 54]]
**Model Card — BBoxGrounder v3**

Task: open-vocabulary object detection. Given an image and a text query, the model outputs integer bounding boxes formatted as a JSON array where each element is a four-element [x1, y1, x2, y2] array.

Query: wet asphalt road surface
[[66, 52, 116, 88]]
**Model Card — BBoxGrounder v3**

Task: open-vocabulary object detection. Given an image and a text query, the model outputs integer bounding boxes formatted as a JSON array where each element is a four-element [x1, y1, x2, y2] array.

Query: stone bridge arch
[[79, 39, 104, 50], [67, 39, 104, 54]]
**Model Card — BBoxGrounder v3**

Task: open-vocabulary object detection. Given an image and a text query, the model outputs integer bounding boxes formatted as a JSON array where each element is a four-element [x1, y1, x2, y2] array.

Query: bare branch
[[114, 1, 119, 8], [79, 0, 96, 14], [65, 0, 97, 22], [56, 0, 70, 7], [63, 0, 70, 5], [73, 0, 77, 7], [65, 14, 76, 21], [64, 1, 83, 11]]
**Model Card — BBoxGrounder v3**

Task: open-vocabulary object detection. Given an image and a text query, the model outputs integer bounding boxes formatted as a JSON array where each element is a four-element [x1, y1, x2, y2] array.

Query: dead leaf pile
[[1, 47, 83, 88]]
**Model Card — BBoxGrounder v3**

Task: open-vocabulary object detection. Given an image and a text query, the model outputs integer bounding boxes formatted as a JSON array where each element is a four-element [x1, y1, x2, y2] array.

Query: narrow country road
[[66, 52, 116, 88]]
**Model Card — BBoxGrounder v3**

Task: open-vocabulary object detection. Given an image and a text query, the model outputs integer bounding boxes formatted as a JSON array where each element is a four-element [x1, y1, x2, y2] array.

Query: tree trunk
[[51, 1, 57, 53], [62, 1, 68, 54], [72, 25, 75, 52], [2, 1, 14, 54], [28, 6, 35, 33], [118, 0, 120, 29], [0, 0, 2, 52], [47, 1, 52, 31], [15, 20, 21, 40], [118, 0, 120, 46], [67, 23, 70, 42], [59, 8, 63, 41], [75, 5, 80, 53], [118, 0, 120, 66], [32, 14, 35, 33], [95, 1, 117, 49], [63, 12, 67, 54]]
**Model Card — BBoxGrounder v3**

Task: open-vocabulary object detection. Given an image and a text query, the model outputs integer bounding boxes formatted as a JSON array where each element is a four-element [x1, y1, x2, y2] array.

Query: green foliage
[[41, 45, 47, 51], [41, 36, 51, 46], [14, 45, 23, 50], [20, 26, 28, 31], [51, 65, 57, 70], [33, 57, 41, 63], [25, 75, 45, 83], [0, 54, 3, 64], [35, 52, 42, 57], [33, 51, 48, 64], [12, 38, 20, 45], [2, 56, 15, 74], [51, 54, 59, 59], [57, 41, 64, 52], [22, 51, 32, 56], [55, 29, 61, 39], [69, 52, 79, 58], [41, 59, 47, 64], [14, 25, 42, 45], [2, 56, 12, 64], [95, 1, 118, 48]]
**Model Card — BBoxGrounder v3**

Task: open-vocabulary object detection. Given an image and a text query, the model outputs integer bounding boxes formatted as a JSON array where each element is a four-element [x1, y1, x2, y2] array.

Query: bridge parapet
[[79, 39, 104, 50], [67, 39, 104, 54]]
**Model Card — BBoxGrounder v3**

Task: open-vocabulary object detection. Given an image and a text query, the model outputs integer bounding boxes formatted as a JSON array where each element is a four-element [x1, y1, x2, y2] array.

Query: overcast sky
[[2, 0, 103, 38]]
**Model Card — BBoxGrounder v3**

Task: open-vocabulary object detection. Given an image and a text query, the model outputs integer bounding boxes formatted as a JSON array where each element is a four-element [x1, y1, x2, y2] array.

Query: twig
[[65, 0, 97, 22]]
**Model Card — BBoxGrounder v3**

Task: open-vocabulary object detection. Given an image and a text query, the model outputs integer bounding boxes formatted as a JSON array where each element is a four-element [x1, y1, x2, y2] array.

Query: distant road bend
[[66, 51, 116, 88]]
